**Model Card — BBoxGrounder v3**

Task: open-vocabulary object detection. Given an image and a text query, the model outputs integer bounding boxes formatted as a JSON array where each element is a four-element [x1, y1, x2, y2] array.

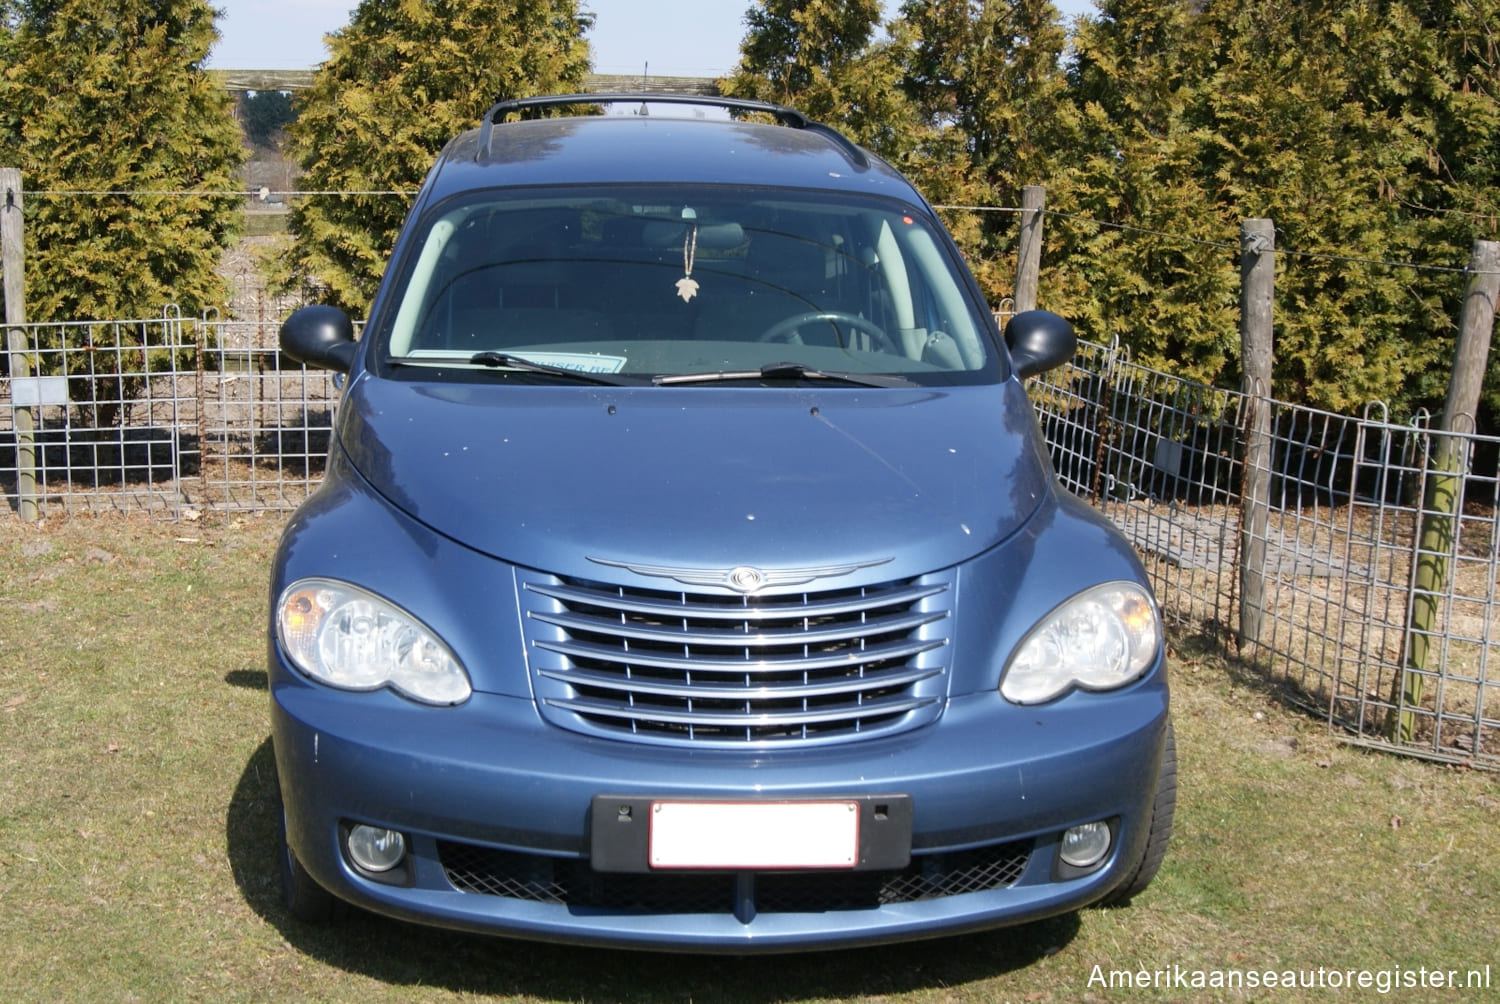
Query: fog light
[[347, 824, 407, 873], [1060, 821, 1112, 869]]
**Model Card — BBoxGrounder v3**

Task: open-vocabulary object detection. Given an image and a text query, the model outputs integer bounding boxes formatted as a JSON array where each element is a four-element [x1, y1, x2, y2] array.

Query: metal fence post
[[1238, 219, 1275, 649], [2, 167, 39, 522]]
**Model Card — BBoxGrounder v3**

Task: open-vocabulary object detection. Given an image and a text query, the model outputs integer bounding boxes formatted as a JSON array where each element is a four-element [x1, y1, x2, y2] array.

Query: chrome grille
[[520, 570, 953, 746]]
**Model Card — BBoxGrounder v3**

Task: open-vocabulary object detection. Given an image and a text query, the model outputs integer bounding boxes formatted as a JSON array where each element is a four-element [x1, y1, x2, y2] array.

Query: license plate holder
[[589, 794, 912, 873]]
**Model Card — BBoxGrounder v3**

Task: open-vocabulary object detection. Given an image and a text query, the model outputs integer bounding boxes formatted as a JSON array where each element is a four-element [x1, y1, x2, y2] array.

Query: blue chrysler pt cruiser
[[269, 93, 1174, 953]]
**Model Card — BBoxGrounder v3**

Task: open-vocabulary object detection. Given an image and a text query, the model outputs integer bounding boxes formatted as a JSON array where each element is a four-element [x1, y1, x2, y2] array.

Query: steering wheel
[[758, 310, 897, 354]]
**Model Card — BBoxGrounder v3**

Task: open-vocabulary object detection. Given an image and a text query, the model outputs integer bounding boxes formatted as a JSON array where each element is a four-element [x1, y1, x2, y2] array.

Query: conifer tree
[[1049, 0, 1240, 389], [0, 0, 243, 325], [723, 0, 1500, 417], [1053, 0, 1490, 413], [1196, 1, 1434, 411], [723, 0, 883, 108], [283, 0, 592, 314], [241, 90, 296, 150], [0, 4, 13, 65], [896, 0, 1074, 301], [720, 0, 913, 159], [1365, 0, 1500, 417], [899, 0, 1071, 195]]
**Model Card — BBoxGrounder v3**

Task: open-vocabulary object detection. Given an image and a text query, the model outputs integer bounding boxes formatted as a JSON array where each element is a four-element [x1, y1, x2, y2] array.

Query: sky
[[208, 0, 1098, 78]]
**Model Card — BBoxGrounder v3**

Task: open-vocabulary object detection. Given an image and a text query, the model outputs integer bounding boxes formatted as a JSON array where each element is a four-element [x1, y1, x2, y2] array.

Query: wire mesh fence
[[1029, 345, 1500, 768], [2, 313, 200, 516], [198, 321, 339, 513], [1, 315, 337, 517], [3, 318, 1498, 767]]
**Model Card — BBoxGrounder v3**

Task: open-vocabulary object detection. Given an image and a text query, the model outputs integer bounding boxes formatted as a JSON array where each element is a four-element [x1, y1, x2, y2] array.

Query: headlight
[[1000, 582, 1160, 705], [276, 578, 471, 706]]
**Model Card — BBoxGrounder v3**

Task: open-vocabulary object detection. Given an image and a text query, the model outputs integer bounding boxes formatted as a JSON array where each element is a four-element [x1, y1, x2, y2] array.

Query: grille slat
[[527, 580, 948, 621], [539, 663, 941, 700], [544, 692, 938, 727], [530, 607, 946, 646], [521, 570, 953, 746], [534, 635, 945, 674]]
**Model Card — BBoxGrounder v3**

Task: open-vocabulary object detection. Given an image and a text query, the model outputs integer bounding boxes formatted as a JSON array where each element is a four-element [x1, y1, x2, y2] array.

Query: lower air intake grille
[[438, 840, 1032, 911]]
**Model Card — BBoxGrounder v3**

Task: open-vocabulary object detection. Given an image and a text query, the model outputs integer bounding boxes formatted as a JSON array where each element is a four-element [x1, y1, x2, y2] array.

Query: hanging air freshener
[[675, 227, 700, 302], [675, 208, 700, 303]]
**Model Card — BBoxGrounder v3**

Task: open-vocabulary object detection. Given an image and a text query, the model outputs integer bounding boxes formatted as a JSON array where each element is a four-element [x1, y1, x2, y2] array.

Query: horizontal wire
[[13, 189, 1496, 275], [1043, 208, 1242, 253], [1271, 247, 1481, 276], [1015, 207, 1493, 276], [20, 189, 415, 197], [932, 204, 1025, 213]]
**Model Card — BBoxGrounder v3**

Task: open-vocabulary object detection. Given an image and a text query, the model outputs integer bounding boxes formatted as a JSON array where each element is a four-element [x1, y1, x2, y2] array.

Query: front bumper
[[271, 662, 1169, 953]]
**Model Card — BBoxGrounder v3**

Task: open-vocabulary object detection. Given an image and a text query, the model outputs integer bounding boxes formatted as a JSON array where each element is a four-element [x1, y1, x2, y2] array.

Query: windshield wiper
[[654, 362, 914, 388], [437, 350, 638, 386]]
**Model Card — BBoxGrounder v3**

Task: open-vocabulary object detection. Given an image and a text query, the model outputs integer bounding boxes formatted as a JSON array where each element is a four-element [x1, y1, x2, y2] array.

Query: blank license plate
[[649, 800, 860, 869]]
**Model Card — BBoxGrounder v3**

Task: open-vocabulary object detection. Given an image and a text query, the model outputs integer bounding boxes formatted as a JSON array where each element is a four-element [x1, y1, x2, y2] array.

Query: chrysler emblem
[[589, 556, 893, 595], [727, 566, 765, 592]]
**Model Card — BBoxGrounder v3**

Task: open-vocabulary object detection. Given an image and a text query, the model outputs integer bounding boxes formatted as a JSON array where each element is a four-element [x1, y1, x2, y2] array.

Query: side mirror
[[281, 305, 358, 373], [1004, 310, 1076, 380]]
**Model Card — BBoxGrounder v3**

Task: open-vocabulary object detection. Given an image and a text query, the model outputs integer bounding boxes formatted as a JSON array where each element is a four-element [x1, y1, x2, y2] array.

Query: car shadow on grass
[[227, 737, 1080, 1000], [225, 669, 269, 690]]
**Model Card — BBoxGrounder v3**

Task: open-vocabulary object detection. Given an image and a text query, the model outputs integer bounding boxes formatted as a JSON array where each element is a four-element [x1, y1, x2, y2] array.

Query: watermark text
[[1089, 963, 1492, 994]]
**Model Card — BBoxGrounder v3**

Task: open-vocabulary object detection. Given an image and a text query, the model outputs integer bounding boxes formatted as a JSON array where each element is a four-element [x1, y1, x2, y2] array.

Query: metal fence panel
[[1034, 345, 1243, 641], [4, 321, 1498, 767], [2, 314, 198, 517], [1030, 345, 1500, 768], [2, 316, 339, 518], [197, 320, 338, 513]]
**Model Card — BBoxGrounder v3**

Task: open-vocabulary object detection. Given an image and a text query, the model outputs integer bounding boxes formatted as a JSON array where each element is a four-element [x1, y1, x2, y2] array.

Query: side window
[[868, 216, 985, 370]]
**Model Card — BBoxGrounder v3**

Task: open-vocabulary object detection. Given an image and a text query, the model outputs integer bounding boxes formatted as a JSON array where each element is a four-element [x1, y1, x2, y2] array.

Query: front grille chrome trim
[[520, 568, 955, 747], [538, 663, 942, 701], [532, 635, 947, 675], [529, 606, 947, 647], [526, 580, 949, 622], [543, 692, 940, 727]]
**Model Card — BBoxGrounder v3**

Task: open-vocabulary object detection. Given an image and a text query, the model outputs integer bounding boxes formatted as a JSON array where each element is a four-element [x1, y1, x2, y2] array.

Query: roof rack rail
[[477, 92, 870, 170]]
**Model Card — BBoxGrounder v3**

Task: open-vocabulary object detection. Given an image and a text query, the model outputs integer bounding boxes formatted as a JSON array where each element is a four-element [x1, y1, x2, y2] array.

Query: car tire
[[275, 784, 345, 923], [1102, 718, 1176, 906]]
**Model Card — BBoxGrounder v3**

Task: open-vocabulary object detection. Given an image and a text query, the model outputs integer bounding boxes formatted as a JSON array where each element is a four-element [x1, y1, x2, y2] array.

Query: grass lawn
[[1, 514, 1497, 1002]]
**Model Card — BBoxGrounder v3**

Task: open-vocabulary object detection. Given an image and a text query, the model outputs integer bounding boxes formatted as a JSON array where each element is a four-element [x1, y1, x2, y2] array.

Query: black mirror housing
[[1005, 310, 1076, 380], [281, 305, 358, 373]]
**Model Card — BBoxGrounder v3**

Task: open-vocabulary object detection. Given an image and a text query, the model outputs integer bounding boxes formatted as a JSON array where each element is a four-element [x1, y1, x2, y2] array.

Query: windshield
[[378, 186, 999, 384]]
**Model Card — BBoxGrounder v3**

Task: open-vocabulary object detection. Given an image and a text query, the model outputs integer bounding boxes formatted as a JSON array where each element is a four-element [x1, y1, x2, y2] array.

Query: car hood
[[336, 376, 1055, 582]]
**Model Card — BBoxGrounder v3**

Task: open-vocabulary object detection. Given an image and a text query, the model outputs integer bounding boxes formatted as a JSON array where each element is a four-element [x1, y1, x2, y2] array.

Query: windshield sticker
[[508, 352, 628, 374]]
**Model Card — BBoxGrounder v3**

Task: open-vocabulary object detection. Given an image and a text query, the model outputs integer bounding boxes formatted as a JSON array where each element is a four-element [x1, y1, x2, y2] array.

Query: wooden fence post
[[1238, 219, 1275, 649], [2, 167, 39, 522], [1015, 185, 1045, 314], [1389, 239, 1500, 743]]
